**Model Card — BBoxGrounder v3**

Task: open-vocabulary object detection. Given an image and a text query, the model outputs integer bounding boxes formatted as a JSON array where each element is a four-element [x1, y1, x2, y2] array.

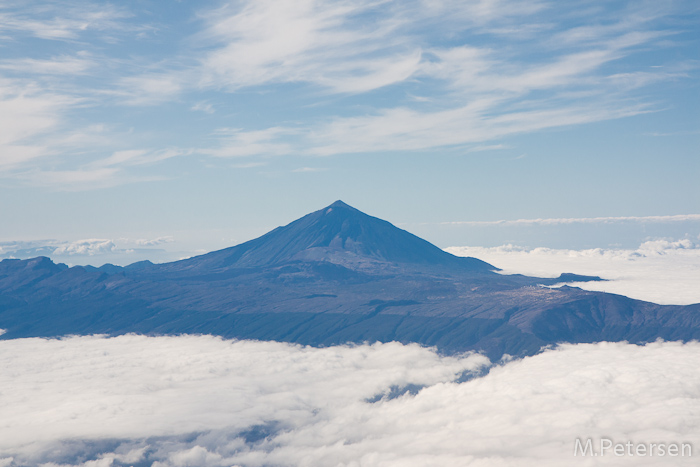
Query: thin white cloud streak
[[1, 337, 700, 466], [418, 0, 548, 26], [0, 78, 77, 169], [20, 168, 122, 187], [196, 0, 423, 94], [201, 128, 295, 158], [420, 32, 658, 95], [291, 167, 327, 173], [310, 101, 650, 156], [0, 56, 94, 75], [191, 101, 215, 114], [204, 99, 650, 157], [441, 213, 700, 226], [447, 239, 700, 305], [111, 74, 185, 106], [134, 236, 174, 247], [89, 148, 189, 168], [0, 1, 135, 41], [14, 147, 187, 190]]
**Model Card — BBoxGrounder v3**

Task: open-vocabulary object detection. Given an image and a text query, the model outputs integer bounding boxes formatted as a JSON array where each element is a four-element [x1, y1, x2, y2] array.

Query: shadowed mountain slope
[[0, 201, 698, 360]]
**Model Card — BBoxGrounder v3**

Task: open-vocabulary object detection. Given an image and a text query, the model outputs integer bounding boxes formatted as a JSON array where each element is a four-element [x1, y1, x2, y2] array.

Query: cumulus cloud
[[0, 237, 184, 265], [447, 241, 700, 305], [1, 336, 699, 466], [52, 239, 116, 256]]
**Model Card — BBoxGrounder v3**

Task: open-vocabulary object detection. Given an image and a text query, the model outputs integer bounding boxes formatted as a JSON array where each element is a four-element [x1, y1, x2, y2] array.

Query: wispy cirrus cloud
[[0, 1, 136, 41], [196, 0, 424, 94], [192, 0, 683, 158], [11, 147, 187, 191], [0, 0, 696, 189], [202, 99, 651, 157], [0, 55, 94, 75], [0, 78, 78, 169], [201, 127, 296, 158], [0, 4, 174, 189]]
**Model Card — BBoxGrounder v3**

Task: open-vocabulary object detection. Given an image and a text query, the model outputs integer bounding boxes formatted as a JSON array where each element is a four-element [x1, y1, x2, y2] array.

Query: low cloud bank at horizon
[[448, 238, 700, 305], [1, 336, 699, 466]]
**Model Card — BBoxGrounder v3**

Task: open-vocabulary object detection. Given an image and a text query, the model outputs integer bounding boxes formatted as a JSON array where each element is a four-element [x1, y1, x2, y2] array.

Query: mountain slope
[[0, 201, 698, 360], [157, 200, 495, 273]]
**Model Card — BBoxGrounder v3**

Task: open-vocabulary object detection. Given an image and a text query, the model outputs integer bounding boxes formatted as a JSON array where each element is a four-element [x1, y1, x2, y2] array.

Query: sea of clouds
[[447, 239, 700, 305], [2, 239, 698, 466], [1, 335, 699, 466]]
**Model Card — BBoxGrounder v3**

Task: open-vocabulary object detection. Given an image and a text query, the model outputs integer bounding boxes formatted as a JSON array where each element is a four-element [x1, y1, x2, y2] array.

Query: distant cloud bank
[[1, 336, 699, 466], [441, 213, 700, 227], [448, 240, 700, 305], [0, 237, 183, 266]]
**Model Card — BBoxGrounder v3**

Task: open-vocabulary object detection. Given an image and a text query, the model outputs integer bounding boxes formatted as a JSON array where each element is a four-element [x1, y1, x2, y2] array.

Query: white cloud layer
[[0, 336, 699, 466], [447, 239, 700, 305]]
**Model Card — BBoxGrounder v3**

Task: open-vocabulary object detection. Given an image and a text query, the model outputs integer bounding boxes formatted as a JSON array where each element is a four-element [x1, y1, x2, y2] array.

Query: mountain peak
[[328, 200, 353, 209], [165, 201, 496, 272]]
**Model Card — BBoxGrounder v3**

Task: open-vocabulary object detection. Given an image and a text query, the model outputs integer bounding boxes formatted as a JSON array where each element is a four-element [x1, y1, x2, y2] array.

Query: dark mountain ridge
[[1, 201, 698, 360]]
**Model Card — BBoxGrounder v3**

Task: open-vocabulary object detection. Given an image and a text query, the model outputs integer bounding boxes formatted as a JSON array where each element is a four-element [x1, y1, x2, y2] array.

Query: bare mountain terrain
[[1, 201, 698, 359]]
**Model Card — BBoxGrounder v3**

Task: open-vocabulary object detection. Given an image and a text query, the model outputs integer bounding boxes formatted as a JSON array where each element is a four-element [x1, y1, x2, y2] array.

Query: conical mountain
[[164, 200, 495, 272], [3, 202, 700, 360]]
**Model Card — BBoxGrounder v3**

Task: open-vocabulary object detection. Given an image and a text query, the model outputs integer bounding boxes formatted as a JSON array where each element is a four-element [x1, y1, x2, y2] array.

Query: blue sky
[[0, 0, 698, 264]]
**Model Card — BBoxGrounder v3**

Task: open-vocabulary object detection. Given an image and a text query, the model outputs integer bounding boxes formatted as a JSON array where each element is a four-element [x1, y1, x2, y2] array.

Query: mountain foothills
[[1, 201, 698, 359]]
